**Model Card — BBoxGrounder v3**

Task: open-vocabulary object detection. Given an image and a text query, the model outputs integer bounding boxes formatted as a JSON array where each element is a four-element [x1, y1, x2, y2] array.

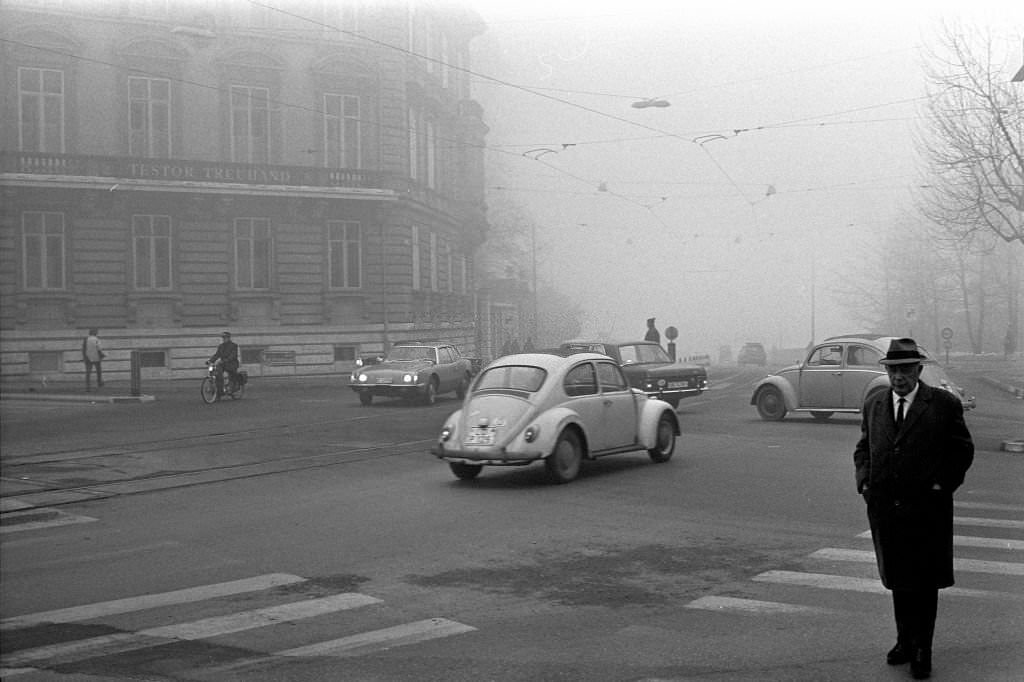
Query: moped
[[200, 361, 247, 404]]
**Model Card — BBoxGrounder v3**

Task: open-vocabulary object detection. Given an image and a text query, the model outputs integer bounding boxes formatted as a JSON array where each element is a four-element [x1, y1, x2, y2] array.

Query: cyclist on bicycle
[[208, 331, 240, 395]]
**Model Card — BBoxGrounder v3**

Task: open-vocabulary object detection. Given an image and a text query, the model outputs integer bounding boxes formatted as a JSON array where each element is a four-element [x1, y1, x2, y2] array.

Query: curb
[[977, 375, 1024, 398], [1, 392, 156, 404]]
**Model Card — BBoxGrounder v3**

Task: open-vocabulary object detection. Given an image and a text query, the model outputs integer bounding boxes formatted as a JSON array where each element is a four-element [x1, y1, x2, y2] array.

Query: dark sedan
[[559, 340, 708, 408]]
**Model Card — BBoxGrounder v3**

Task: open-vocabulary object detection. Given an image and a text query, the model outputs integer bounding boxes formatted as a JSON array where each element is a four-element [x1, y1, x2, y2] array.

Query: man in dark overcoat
[[853, 337, 973, 680]]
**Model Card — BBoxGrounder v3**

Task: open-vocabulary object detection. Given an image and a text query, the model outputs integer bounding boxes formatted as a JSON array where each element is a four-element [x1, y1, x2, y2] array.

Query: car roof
[[561, 339, 659, 347], [487, 351, 612, 372], [816, 335, 935, 359]]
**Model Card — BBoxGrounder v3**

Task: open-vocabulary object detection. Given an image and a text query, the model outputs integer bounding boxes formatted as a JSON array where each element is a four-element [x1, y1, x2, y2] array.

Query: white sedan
[[431, 352, 680, 484]]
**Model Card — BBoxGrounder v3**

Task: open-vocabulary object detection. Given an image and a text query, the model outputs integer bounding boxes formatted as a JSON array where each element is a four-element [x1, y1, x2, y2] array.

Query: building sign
[[129, 162, 297, 184]]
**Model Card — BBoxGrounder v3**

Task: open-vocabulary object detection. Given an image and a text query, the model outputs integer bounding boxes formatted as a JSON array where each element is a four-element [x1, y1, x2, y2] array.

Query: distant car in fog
[[737, 342, 767, 366], [559, 339, 708, 409], [749, 334, 976, 421], [349, 342, 472, 406]]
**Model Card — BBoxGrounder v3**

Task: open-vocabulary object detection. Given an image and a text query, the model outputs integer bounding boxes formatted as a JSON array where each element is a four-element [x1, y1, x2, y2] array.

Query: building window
[[138, 350, 167, 368], [328, 220, 361, 288], [324, 94, 360, 168], [333, 345, 356, 362], [425, 118, 437, 189], [22, 211, 65, 290], [129, 77, 171, 158], [407, 107, 419, 180], [29, 351, 62, 373], [429, 232, 438, 291], [18, 67, 65, 153], [127, 0, 169, 18], [321, 0, 358, 36], [132, 215, 172, 289], [411, 225, 421, 291], [231, 85, 270, 163], [235, 218, 272, 289]]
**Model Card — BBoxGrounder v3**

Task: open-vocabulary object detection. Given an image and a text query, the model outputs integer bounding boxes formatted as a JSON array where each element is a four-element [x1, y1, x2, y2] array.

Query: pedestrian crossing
[[0, 573, 476, 678], [686, 499, 1024, 616]]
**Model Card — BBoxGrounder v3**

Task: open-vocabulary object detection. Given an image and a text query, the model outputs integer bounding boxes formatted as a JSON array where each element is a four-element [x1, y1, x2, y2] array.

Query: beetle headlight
[[357, 373, 368, 382], [440, 425, 453, 442], [524, 425, 540, 443]]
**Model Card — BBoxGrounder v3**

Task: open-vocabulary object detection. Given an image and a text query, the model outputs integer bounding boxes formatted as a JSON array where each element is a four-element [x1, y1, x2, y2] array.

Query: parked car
[[737, 342, 767, 366], [350, 342, 473, 406], [431, 352, 680, 484], [558, 339, 708, 408], [750, 334, 976, 421]]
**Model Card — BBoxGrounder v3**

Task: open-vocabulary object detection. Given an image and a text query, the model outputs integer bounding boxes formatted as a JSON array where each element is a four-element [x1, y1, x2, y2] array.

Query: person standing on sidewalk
[[82, 328, 105, 391], [853, 337, 974, 680]]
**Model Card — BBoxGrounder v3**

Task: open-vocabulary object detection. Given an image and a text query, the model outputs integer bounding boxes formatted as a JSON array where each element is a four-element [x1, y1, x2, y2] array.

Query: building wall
[[0, 0, 490, 386]]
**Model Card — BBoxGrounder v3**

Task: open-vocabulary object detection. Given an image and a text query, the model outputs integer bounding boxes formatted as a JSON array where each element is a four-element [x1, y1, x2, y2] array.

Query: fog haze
[[467, 1, 1023, 354]]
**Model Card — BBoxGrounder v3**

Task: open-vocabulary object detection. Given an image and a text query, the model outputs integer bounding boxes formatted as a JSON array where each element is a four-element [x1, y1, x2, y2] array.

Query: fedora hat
[[879, 337, 924, 365]]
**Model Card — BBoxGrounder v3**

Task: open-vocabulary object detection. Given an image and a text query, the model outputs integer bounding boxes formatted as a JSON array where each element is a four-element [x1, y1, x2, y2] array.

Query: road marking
[[278, 617, 477, 657], [3, 593, 381, 668], [0, 508, 97, 534], [856, 530, 1024, 550], [956, 501, 1024, 513], [685, 596, 828, 614], [752, 570, 1016, 599], [0, 573, 306, 631], [955, 516, 1024, 529], [810, 548, 1024, 575]]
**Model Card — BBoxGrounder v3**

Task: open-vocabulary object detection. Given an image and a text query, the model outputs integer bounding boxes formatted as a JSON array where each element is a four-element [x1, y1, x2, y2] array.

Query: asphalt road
[[1, 365, 1022, 681]]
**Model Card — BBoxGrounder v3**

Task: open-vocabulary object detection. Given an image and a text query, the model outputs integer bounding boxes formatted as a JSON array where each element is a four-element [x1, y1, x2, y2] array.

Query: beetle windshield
[[618, 344, 671, 364], [475, 365, 546, 392], [388, 346, 435, 361]]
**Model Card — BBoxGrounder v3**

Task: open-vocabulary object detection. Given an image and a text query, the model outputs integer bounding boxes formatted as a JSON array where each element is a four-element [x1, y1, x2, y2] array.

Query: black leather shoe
[[886, 643, 911, 665], [911, 647, 932, 679]]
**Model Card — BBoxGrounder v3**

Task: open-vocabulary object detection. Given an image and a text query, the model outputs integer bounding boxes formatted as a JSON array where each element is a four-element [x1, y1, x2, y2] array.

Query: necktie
[[896, 398, 906, 429]]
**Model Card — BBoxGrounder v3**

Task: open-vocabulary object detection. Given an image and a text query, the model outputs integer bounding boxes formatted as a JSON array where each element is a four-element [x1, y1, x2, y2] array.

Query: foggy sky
[[467, 1, 1023, 354]]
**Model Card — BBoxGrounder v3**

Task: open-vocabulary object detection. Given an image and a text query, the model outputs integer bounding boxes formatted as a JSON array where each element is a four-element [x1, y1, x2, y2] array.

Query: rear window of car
[[475, 365, 546, 392]]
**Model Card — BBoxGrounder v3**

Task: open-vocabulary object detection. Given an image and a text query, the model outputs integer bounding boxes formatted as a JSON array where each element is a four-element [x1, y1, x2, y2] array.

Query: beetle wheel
[[200, 377, 218, 404], [545, 429, 583, 484], [755, 386, 787, 421], [648, 412, 676, 463], [449, 462, 482, 480]]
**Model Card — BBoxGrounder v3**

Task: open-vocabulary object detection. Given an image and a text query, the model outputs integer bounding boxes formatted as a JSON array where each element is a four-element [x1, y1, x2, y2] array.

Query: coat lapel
[[899, 381, 931, 435]]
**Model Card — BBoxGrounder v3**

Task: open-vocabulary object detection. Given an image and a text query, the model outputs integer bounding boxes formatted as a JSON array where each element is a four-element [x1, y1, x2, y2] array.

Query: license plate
[[464, 428, 495, 445], [667, 380, 691, 389], [375, 377, 392, 384]]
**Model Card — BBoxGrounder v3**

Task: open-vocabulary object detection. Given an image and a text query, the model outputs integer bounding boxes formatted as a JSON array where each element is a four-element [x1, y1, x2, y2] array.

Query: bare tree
[[918, 23, 1024, 246]]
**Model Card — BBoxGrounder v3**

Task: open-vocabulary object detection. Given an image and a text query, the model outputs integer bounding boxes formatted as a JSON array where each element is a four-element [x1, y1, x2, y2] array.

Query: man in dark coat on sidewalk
[[853, 337, 974, 680]]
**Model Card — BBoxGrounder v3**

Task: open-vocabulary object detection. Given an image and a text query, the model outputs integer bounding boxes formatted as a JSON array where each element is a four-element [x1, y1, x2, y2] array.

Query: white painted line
[[810, 548, 1024, 576], [0, 573, 307, 631], [3, 593, 381, 668], [752, 570, 1014, 599], [956, 501, 1024, 513], [856, 530, 1024, 550], [278, 618, 476, 658], [685, 596, 826, 614], [141, 593, 381, 640], [0, 498, 35, 512], [0, 511, 97, 534], [955, 516, 1024, 529]]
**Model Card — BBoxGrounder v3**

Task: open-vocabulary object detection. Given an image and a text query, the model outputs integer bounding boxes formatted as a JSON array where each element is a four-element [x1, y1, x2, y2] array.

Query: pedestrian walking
[[853, 337, 974, 680], [82, 328, 105, 391], [644, 317, 660, 343]]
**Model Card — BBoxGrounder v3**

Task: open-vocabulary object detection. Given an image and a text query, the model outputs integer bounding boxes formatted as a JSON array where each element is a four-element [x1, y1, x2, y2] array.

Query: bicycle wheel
[[200, 377, 218, 404]]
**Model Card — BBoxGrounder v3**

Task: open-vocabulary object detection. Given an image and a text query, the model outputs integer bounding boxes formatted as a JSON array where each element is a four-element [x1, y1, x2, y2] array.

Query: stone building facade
[[0, 0, 492, 386]]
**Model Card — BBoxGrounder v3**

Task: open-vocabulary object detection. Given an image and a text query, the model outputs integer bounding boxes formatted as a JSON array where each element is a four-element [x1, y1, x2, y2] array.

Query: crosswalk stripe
[[0, 573, 307, 631], [955, 516, 1024, 529], [810, 548, 1024, 576], [856, 530, 1024, 550], [751, 570, 1019, 599], [3, 593, 381, 668], [278, 617, 477, 657], [685, 596, 827, 614]]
